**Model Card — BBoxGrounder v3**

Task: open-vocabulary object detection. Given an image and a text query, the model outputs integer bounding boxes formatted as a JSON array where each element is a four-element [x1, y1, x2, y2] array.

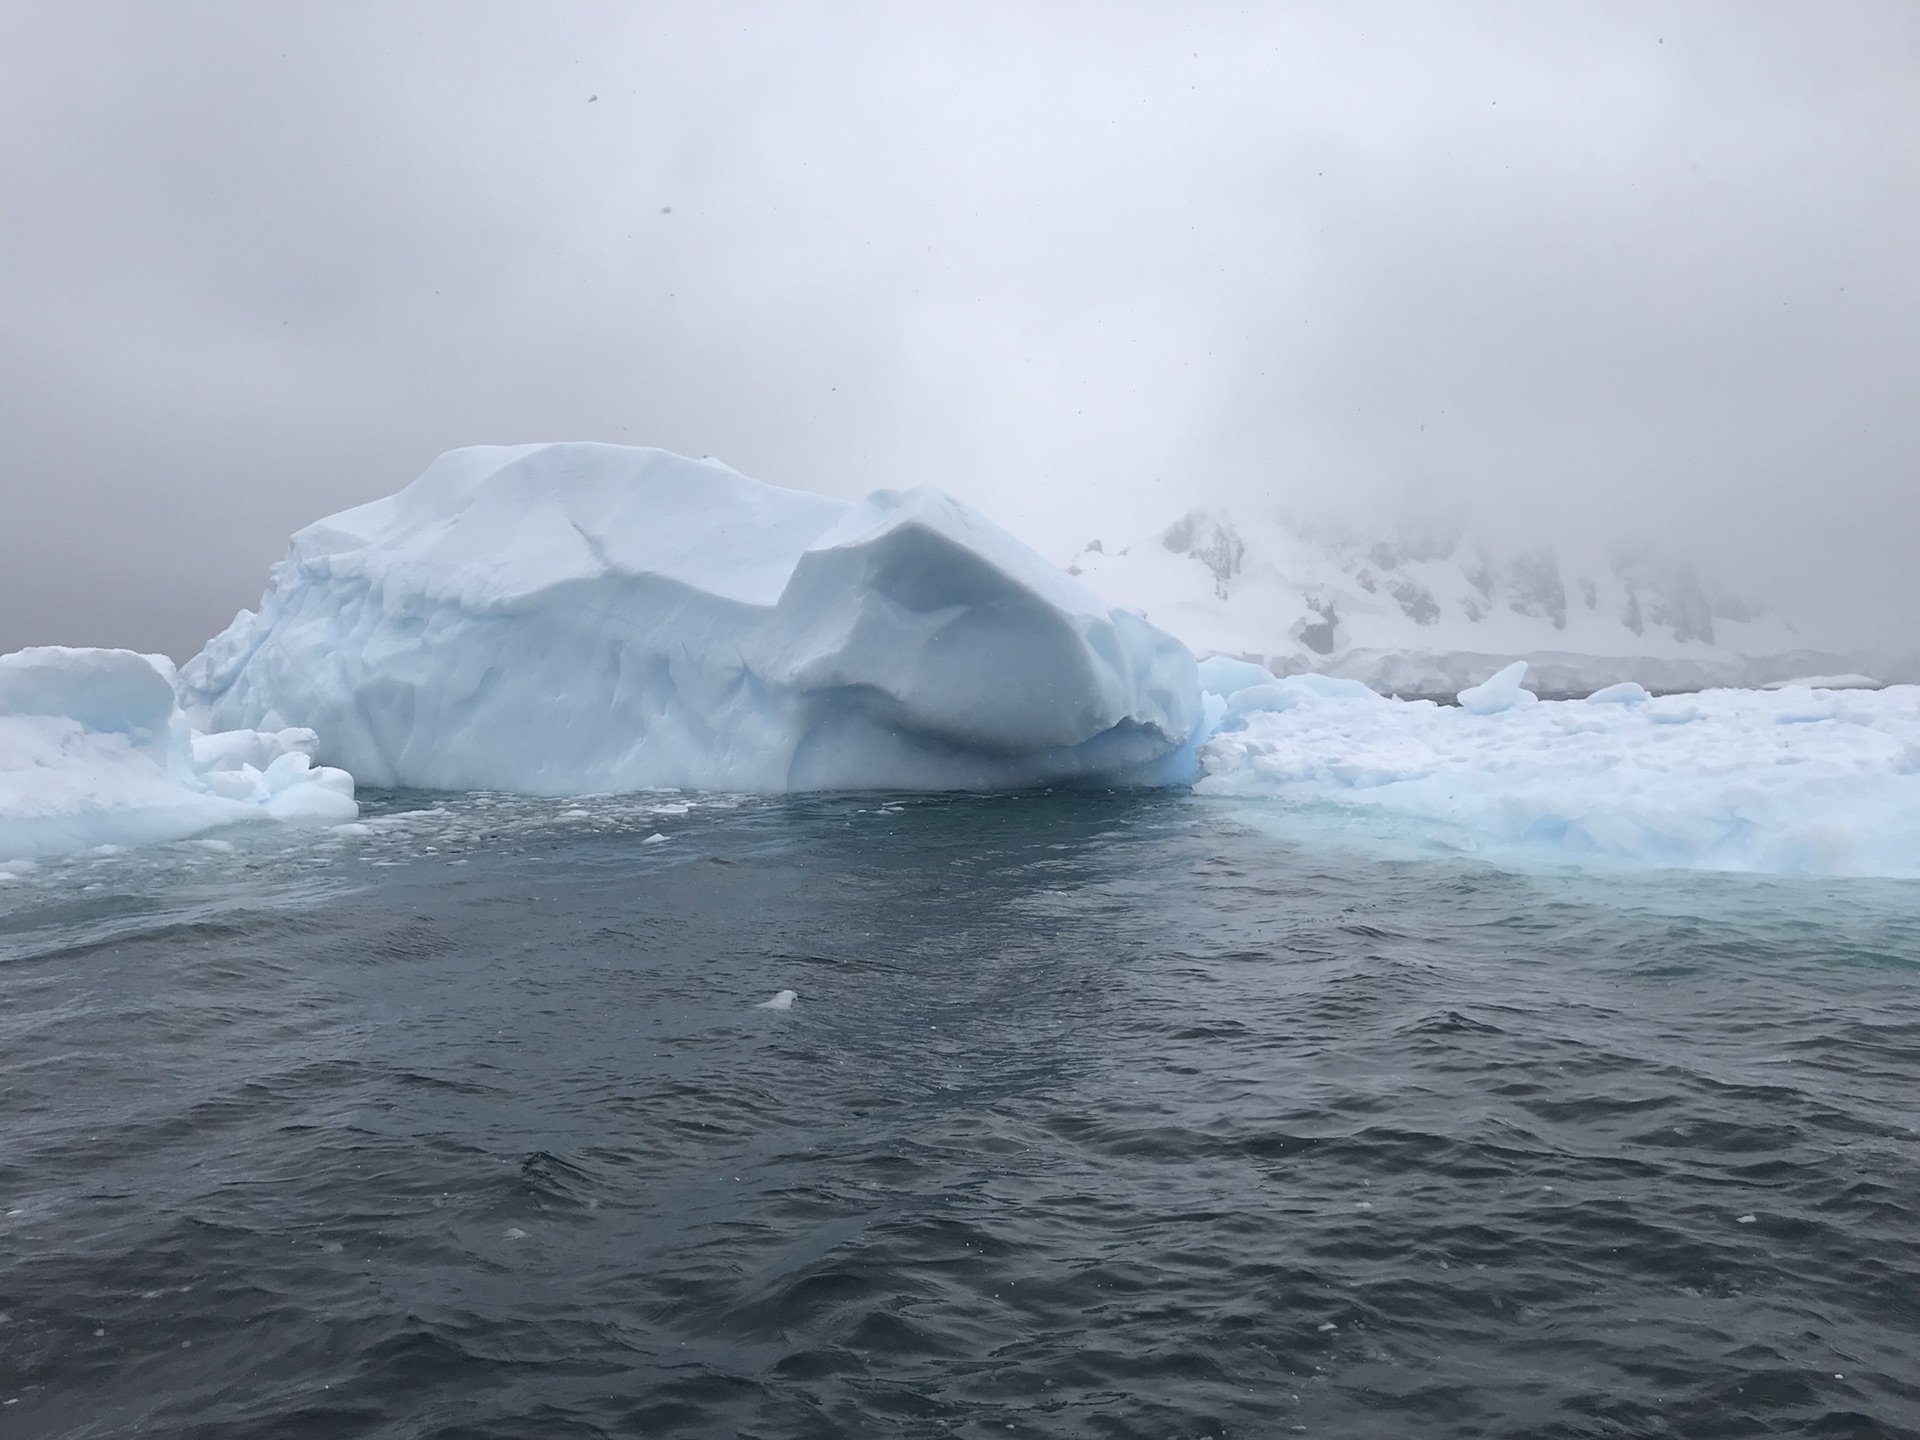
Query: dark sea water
[[3, 791, 1919, 1439]]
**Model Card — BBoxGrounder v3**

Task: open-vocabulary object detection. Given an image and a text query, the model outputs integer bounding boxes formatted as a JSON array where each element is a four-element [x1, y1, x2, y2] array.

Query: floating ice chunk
[[1456, 661, 1537, 714], [1197, 654, 1279, 700], [641, 832, 669, 845], [757, 989, 798, 1010], [1585, 681, 1650, 706], [181, 443, 1201, 794], [0, 646, 357, 861]]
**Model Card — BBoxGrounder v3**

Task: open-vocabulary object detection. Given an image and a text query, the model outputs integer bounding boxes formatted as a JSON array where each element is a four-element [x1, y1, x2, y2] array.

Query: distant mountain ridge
[[1067, 510, 1893, 695]]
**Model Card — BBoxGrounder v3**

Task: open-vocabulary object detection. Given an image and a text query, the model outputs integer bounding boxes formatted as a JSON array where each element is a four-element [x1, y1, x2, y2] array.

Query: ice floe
[[1196, 661, 1920, 876]]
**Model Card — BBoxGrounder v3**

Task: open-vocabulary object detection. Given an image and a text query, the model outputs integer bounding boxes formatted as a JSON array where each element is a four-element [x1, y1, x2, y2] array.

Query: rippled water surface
[[3, 791, 1919, 1438]]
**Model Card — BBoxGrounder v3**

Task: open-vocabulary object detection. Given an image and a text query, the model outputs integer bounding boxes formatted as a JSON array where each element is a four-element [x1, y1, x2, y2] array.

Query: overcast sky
[[2, 1, 1915, 659]]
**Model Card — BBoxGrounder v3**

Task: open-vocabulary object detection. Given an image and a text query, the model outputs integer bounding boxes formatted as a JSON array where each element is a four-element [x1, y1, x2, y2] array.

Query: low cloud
[[2, 1, 1914, 657]]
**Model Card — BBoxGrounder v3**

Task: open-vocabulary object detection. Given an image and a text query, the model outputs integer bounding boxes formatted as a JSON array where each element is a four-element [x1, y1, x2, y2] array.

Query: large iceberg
[[1195, 659, 1920, 877], [181, 443, 1201, 793], [0, 647, 357, 863]]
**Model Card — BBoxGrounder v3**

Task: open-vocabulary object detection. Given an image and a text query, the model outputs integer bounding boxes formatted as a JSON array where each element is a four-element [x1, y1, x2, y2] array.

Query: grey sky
[[2, 1, 1915, 659]]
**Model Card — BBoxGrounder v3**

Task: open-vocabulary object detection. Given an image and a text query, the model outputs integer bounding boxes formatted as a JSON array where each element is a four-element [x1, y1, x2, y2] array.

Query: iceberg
[[0, 646, 357, 863], [181, 443, 1201, 794], [1196, 661, 1920, 877]]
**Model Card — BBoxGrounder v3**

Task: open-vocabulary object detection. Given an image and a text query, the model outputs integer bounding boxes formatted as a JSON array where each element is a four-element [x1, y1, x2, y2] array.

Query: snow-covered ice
[[182, 443, 1201, 794], [1196, 660, 1920, 876], [757, 990, 798, 1011], [0, 646, 357, 861]]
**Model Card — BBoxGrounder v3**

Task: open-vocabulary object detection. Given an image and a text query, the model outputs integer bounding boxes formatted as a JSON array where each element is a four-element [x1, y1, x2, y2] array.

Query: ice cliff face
[[1068, 510, 1830, 694], [181, 443, 1201, 793]]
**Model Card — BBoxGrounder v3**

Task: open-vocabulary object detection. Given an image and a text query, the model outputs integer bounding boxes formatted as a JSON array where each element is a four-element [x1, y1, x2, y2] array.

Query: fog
[[2, 1, 1915, 660]]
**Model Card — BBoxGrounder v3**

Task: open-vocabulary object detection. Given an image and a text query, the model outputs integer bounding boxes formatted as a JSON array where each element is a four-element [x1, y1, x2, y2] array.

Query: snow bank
[[1196, 661, 1920, 877], [0, 647, 357, 862], [181, 443, 1200, 793]]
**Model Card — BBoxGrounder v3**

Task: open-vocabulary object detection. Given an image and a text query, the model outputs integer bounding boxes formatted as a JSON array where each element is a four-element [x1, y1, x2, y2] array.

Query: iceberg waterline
[[5, 441, 1917, 876]]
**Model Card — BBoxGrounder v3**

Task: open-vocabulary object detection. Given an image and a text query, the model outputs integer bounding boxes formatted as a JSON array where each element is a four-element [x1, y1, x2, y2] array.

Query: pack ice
[[0, 647, 357, 863], [1195, 658, 1920, 877], [181, 443, 1201, 793]]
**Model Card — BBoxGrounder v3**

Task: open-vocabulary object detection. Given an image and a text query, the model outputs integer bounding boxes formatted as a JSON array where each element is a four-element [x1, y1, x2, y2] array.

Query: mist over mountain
[[1070, 506, 1908, 694]]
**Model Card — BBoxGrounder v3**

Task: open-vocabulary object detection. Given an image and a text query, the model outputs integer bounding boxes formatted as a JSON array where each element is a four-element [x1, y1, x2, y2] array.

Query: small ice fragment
[[642, 832, 669, 845], [1736, 1214, 1756, 1224], [561, 808, 591, 820], [1317, 1322, 1337, 1332], [1354, 1201, 1371, 1210], [757, 989, 798, 1010], [195, 838, 236, 853], [1456, 660, 1537, 714], [504, 1226, 528, 1239], [1585, 681, 1650, 706]]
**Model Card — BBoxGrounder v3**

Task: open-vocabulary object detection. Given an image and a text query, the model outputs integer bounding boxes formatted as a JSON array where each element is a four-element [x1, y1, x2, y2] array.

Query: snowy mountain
[[1067, 510, 1871, 696]]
